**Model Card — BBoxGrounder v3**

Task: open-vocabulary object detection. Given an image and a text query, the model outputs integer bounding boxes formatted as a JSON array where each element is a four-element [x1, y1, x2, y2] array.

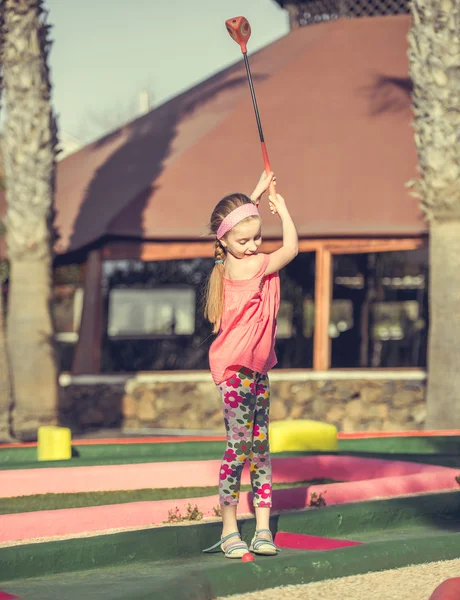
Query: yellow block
[[269, 419, 338, 453], [37, 426, 72, 461]]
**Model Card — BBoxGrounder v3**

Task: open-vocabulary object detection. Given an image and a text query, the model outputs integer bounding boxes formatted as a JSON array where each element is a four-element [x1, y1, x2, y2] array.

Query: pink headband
[[216, 203, 260, 240]]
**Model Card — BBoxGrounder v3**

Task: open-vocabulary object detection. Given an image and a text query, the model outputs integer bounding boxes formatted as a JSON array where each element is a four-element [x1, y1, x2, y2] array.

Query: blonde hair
[[204, 193, 259, 333]]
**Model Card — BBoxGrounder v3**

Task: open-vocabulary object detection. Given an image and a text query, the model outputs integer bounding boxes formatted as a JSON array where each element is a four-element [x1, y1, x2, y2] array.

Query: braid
[[204, 241, 226, 333], [214, 240, 226, 265], [205, 193, 252, 333]]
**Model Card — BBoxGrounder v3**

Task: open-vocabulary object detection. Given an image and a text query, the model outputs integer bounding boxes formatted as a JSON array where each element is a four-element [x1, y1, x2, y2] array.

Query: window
[[329, 299, 354, 339], [52, 264, 84, 371], [53, 286, 83, 343], [108, 286, 195, 338], [276, 301, 294, 339], [102, 259, 211, 372], [331, 249, 428, 368], [275, 252, 315, 368]]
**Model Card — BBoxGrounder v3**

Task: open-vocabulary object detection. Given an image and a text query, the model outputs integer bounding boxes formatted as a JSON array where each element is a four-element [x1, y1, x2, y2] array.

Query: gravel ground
[[217, 559, 460, 600]]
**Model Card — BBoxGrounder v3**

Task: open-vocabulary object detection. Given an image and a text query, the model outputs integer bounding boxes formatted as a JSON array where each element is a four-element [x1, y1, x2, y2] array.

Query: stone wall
[[59, 371, 427, 434]]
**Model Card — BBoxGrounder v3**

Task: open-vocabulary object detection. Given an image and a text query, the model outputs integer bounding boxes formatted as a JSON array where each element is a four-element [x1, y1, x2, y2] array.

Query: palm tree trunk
[[426, 221, 460, 427], [408, 0, 460, 429], [0, 5, 13, 442], [0, 275, 13, 441], [2, 0, 59, 440]]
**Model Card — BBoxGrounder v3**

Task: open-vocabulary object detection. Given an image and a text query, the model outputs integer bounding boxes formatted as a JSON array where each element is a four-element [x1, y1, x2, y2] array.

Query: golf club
[[225, 16, 277, 201]]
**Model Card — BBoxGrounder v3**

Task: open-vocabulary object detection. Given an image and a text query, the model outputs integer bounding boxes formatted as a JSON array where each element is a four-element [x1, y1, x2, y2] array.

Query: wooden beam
[[141, 242, 212, 261], [313, 245, 332, 371], [103, 241, 215, 261], [326, 238, 427, 255], [103, 238, 327, 261], [263, 240, 321, 253], [72, 249, 103, 374], [103, 236, 427, 261]]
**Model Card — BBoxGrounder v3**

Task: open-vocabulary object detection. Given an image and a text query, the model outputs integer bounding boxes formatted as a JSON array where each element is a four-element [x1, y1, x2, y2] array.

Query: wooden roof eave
[[101, 235, 427, 262]]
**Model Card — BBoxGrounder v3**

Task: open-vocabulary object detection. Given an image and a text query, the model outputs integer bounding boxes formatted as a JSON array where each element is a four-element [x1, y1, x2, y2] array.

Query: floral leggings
[[218, 367, 272, 508]]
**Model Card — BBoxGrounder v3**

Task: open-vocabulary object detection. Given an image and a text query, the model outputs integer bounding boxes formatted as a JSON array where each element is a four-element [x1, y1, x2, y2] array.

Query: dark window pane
[[101, 253, 316, 372], [275, 252, 315, 369], [52, 264, 84, 372], [108, 287, 195, 337], [331, 249, 428, 368], [102, 258, 213, 372]]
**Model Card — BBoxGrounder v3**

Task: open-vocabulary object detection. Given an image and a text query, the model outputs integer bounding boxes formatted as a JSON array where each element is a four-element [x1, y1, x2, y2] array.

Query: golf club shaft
[[243, 53, 277, 199]]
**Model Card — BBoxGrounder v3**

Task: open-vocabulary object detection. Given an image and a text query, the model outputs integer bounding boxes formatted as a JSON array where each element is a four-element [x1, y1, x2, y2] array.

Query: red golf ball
[[241, 552, 254, 562]]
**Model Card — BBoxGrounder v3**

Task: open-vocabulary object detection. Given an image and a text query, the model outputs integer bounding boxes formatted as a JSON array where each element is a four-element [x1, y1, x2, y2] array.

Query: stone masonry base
[[59, 371, 427, 435]]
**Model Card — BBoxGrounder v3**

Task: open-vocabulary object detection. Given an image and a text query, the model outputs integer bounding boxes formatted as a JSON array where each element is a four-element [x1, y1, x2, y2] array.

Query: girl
[[202, 172, 298, 559]]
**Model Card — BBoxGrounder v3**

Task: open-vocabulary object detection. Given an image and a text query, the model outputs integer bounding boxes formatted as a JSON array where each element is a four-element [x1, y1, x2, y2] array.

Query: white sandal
[[203, 531, 250, 559], [250, 529, 279, 555]]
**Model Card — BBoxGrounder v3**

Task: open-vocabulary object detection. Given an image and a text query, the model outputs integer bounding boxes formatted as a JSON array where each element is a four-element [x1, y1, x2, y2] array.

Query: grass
[[0, 479, 336, 515], [2, 436, 460, 471]]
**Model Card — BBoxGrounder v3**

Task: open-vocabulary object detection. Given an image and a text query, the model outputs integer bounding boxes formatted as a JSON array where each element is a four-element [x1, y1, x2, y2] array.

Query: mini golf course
[[1, 432, 460, 599]]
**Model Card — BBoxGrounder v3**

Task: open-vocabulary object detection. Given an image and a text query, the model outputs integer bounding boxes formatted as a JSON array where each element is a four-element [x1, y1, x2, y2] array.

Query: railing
[[286, 0, 409, 26]]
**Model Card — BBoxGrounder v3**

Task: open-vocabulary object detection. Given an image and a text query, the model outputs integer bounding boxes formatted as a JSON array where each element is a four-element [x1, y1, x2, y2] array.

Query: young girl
[[202, 172, 298, 558]]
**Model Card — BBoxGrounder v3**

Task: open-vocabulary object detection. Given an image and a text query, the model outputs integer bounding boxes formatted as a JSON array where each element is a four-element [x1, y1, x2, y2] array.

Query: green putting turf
[[0, 479, 336, 515], [1, 491, 460, 580], [1, 436, 460, 470], [5, 531, 460, 600], [0, 441, 227, 469], [2, 492, 460, 599], [2, 435, 459, 598], [341, 435, 460, 455]]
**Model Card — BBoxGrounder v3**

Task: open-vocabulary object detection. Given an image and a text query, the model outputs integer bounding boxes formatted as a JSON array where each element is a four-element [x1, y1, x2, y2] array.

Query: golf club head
[[225, 16, 251, 54]]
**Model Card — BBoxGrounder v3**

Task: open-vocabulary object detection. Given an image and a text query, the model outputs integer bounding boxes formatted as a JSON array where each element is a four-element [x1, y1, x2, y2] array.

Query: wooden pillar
[[313, 246, 332, 371], [72, 249, 103, 374]]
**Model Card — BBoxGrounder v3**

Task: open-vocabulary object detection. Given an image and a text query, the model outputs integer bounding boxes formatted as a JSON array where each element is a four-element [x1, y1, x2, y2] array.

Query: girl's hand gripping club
[[225, 16, 277, 202]]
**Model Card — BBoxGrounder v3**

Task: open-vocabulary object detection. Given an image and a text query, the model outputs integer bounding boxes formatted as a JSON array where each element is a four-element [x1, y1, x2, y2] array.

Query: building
[[1, 6, 432, 434], [1, 12, 427, 378], [279, 0, 409, 28]]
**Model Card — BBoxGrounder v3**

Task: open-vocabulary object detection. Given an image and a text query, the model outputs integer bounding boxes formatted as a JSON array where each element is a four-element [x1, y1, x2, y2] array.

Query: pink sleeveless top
[[209, 254, 280, 385]]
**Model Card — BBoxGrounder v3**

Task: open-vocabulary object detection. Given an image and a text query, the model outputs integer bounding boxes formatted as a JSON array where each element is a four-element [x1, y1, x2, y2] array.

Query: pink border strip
[[1, 468, 459, 544], [1, 456, 455, 498]]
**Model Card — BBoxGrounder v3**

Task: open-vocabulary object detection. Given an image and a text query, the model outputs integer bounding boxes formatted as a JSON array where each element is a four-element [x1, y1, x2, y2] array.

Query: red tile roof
[[0, 15, 425, 258]]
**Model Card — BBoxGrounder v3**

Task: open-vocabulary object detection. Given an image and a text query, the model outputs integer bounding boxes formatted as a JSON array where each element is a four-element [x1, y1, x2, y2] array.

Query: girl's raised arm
[[265, 193, 298, 276]]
